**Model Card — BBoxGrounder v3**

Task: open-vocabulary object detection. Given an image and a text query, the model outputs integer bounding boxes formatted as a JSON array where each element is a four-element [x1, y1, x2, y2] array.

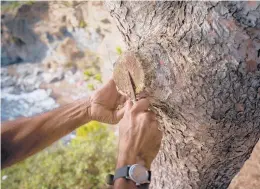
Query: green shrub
[[87, 83, 95, 91], [26, 1, 35, 6], [84, 69, 94, 77], [1, 121, 117, 189], [2, 1, 35, 12], [93, 74, 102, 83], [115, 46, 122, 55], [79, 20, 87, 28]]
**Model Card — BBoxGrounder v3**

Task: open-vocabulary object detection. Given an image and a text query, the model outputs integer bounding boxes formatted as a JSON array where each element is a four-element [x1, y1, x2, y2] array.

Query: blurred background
[[1, 1, 125, 188], [1, 1, 259, 189]]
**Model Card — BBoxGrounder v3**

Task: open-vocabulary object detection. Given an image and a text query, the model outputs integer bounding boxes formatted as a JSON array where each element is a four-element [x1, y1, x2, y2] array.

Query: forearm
[[1, 98, 91, 168]]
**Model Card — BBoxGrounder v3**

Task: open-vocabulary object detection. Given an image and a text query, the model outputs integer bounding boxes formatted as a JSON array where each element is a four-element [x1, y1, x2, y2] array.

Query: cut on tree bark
[[107, 1, 260, 189]]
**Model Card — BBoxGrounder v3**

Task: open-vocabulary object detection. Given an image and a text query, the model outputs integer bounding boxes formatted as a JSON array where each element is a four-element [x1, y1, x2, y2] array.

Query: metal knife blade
[[127, 71, 137, 101]]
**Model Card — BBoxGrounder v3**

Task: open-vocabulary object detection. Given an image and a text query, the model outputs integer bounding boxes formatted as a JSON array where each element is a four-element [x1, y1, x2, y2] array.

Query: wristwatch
[[107, 164, 151, 186]]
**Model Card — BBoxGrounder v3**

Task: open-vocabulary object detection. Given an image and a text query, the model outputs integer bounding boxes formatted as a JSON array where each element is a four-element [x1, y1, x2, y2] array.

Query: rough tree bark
[[107, 1, 260, 189]]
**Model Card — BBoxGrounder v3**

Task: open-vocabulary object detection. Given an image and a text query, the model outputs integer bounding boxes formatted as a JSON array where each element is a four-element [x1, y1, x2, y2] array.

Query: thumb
[[125, 100, 133, 111], [113, 100, 133, 123]]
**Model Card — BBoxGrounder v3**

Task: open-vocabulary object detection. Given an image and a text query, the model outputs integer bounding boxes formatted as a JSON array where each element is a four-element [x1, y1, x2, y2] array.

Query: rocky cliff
[[1, 1, 125, 121]]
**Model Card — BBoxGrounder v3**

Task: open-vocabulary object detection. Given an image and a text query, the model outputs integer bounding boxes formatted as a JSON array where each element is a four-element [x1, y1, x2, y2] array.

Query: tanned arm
[[1, 79, 126, 169], [1, 99, 91, 168]]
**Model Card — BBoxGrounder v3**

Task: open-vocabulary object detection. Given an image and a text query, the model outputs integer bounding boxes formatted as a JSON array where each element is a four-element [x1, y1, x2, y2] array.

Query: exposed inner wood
[[113, 51, 147, 98]]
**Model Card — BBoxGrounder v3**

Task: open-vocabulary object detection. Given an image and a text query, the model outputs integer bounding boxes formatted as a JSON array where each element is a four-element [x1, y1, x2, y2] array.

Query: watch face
[[129, 164, 149, 184]]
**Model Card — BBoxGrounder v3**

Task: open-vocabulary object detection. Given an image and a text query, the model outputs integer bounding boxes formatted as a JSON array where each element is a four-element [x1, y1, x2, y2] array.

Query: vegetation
[[84, 67, 102, 90], [2, 1, 35, 12], [1, 121, 117, 189], [115, 46, 122, 55], [87, 83, 95, 91], [94, 74, 102, 83], [79, 20, 87, 28], [84, 69, 94, 77], [62, 1, 74, 8]]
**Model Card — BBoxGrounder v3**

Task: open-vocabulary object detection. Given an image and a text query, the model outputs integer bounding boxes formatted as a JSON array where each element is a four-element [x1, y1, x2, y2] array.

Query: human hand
[[90, 79, 127, 124], [117, 99, 162, 169]]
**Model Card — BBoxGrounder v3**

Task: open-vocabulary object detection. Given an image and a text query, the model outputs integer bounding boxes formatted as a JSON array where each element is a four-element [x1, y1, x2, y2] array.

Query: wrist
[[76, 98, 92, 124], [117, 152, 150, 169]]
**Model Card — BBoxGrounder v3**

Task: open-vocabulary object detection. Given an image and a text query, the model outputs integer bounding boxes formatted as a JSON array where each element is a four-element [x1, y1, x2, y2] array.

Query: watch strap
[[113, 165, 130, 181], [148, 170, 151, 181]]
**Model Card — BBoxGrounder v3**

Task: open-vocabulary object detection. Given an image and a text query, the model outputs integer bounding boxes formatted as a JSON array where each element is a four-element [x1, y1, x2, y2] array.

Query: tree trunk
[[107, 1, 260, 189]]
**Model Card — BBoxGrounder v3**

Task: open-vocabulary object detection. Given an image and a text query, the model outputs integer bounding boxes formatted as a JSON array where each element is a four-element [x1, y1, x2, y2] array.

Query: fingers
[[132, 98, 150, 113], [136, 90, 149, 100], [102, 79, 116, 92], [113, 100, 133, 123], [115, 107, 125, 122], [143, 112, 157, 121], [96, 79, 116, 94], [92, 79, 115, 99], [107, 79, 116, 87], [105, 79, 128, 105], [125, 100, 133, 110], [116, 100, 133, 117], [117, 93, 128, 106]]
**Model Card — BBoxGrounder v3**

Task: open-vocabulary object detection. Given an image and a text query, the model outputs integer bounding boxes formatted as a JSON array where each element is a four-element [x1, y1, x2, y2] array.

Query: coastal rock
[[1, 89, 58, 121], [42, 70, 64, 84], [1, 75, 16, 88]]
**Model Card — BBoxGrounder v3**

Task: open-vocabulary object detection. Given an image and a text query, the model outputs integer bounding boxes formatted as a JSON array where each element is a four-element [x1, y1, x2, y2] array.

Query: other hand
[[117, 98, 162, 169], [90, 79, 127, 124]]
